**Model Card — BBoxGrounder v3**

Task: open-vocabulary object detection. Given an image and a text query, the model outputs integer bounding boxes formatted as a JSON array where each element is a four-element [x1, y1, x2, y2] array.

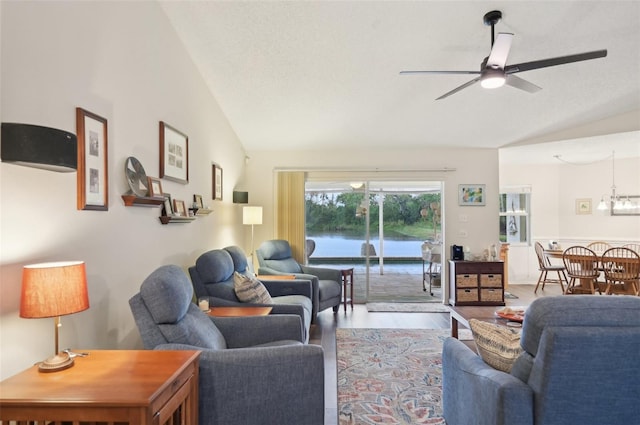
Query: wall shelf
[[159, 215, 196, 225], [190, 208, 213, 216], [122, 194, 164, 207]]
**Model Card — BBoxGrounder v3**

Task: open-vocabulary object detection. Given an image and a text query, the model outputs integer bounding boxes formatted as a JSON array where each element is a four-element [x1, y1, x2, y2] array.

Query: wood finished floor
[[312, 282, 565, 425]]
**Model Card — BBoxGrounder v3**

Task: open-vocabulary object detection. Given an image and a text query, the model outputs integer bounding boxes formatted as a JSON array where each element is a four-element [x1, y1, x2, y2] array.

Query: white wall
[[0, 1, 247, 379], [245, 146, 501, 299], [500, 155, 640, 282]]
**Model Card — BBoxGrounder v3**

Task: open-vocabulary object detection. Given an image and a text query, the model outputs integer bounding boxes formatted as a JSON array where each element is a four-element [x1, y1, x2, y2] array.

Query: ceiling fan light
[[480, 69, 506, 89], [481, 77, 505, 89]]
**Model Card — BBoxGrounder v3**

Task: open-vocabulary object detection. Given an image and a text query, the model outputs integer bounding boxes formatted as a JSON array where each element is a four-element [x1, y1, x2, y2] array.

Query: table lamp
[[20, 261, 89, 372], [243, 206, 263, 271]]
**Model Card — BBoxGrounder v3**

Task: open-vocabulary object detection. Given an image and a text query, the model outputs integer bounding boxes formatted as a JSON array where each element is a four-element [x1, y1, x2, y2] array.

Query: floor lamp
[[243, 206, 263, 273]]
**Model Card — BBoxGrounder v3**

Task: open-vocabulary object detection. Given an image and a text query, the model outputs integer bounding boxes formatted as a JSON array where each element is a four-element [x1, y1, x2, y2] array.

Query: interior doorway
[[305, 179, 443, 303]]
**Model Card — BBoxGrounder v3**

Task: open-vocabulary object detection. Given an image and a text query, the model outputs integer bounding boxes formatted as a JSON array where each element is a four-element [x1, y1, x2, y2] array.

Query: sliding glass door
[[305, 179, 443, 303]]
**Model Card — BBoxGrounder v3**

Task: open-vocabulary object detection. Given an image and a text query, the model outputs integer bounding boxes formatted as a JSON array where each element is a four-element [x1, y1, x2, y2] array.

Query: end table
[[341, 268, 354, 312], [0, 350, 200, 425], [208, 306, 273, 317]]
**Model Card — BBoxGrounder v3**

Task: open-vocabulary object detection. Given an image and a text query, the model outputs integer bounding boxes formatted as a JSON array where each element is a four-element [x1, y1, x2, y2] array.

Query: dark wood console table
[[449, 260, 505, 306]]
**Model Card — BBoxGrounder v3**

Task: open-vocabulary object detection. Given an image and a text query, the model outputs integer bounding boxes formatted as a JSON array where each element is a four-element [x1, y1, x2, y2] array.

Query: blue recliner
[[442, 295, 640, 425], [188, 246, 313, 342], [129, 264, 325, 425], [256, 239, 342, 320]]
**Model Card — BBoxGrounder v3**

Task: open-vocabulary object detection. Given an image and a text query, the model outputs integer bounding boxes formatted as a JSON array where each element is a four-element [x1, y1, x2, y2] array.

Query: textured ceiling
[[160, 1, 640, 161]]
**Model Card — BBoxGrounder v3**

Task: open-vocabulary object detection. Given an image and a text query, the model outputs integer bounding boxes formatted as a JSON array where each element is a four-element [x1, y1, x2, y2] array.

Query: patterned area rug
[[366, 303, 451, 313], [337, 328, 450, 424]]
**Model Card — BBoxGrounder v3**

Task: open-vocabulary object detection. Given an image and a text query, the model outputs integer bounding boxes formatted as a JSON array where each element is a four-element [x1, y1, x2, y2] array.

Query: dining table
[[543, 249, 565, 260], [543, 249, 613, 259], [544, 248, 639, 295]]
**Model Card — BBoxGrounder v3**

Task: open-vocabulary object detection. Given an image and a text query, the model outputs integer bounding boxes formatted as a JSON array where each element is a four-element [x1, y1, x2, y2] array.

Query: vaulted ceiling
[[160, 1, 640, 162]]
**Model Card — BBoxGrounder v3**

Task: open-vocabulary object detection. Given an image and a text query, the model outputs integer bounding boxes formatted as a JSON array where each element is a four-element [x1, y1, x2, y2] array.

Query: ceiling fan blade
[[505, 49, 607, 73], [505, 74, 542, 93], [436, 77, 481, 100], [486, 32, 513, 68], [400, 70, 480, 75]]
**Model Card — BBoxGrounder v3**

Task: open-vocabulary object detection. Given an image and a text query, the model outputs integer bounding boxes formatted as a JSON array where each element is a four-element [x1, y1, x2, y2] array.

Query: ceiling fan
[[400, 10, 607, 100]]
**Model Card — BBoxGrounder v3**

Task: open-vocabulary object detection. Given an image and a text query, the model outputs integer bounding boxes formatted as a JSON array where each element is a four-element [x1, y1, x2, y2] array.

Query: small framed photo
[[147, 176, 164, 199], [162, 193, 173, 216], [459, 184, 486, 206], [194, 194, 204, 209], [575, 198, 592, 215], [76, 107, 108, 211], [173, 199, 187, 217], [212, 163, 223, 200], [159, 121, 189, 184]]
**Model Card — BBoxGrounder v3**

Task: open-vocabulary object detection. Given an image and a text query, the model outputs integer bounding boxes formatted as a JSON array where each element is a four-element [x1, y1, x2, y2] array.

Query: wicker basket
[[456, 274, 478, 288], [457, 288, 479, 302], [480, 288, 503, 302], [480, 274, 502, 287]]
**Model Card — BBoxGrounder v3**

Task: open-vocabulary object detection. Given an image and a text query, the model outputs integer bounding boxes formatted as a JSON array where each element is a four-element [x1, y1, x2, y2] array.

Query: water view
[[308, 234, 425, 258]]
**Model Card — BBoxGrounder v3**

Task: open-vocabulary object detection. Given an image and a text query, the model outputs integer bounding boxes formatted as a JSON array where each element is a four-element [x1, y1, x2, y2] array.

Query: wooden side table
[[0, 350, 200, 425], [341, 268, 354, 312], [256, 274, 295, 280], [208, 306, 273, 317]]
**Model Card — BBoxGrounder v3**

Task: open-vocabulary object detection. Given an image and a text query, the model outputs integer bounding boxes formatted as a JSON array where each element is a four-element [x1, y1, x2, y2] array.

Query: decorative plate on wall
[[125, 156, 149, 197]]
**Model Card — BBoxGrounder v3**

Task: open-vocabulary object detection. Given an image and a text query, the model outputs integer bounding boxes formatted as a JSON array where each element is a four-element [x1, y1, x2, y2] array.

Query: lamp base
[[38, 352, 74, 373]]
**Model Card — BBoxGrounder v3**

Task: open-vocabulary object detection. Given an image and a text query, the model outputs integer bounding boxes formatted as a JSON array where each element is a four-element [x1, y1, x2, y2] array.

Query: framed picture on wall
[[159, 121, 189, 184], [76, 107, 108, 211], [212, 163, 223, 200], [575, 198, 592, 215], [458, 184, 486, 206]]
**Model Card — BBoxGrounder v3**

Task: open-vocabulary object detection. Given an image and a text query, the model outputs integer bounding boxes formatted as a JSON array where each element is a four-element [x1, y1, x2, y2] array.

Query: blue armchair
[[256, 239, 342, 320], [442, 295, 640, 425], [189, 246, 313, 342], [129, 265, 325, 425]]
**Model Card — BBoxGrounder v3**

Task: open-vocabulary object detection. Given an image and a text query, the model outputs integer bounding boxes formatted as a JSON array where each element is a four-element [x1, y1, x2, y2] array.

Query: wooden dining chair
[[586, 241, 611, 284], [601, 247, 640, 296], [586, 241, 612, 254], [562, 246, 601, 295], [534, 242, 567, 293], [623, 243, 640, 255]]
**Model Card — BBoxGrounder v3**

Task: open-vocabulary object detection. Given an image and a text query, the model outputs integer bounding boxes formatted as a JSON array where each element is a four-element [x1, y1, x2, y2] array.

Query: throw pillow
[[469, 318, 523, 373], [233, 272, 273, 304]]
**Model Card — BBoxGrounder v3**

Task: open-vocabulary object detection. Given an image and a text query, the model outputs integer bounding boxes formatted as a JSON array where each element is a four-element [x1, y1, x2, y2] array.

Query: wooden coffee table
[[449, 305, 522, 338], [208, 306, 273, 317]]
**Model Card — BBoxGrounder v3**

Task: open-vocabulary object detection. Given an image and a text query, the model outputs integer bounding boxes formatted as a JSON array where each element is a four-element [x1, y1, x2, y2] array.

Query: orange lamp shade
[[20, 261, 89, 318]]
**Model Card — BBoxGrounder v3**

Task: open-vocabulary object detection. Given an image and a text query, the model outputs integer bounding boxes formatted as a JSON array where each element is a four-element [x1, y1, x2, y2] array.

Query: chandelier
[[596, 150, 636, 211]]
